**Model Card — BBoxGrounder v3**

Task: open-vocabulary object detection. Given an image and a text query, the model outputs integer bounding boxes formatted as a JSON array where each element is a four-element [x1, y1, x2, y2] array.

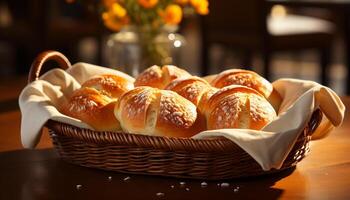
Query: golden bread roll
[[164, 76, 218, 116], [114, 86, 206, 137], [61, 87, 121, 131], [197, 86, 219, 114], [165, 76, 211, 106], [203, 85, 276, 130], [82, 74, 134, 99], [210, 69, 282, 112], [134, 65, 191, 89], [61, 74, 134, 131]]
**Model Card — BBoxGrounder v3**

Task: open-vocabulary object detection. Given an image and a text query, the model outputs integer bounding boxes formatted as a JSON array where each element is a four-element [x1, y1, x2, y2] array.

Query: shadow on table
[[0, 149, 302, 200]]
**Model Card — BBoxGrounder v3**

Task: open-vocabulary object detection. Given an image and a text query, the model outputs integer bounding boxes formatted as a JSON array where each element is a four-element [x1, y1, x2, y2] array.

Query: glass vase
[[106, 25, 186, 77]]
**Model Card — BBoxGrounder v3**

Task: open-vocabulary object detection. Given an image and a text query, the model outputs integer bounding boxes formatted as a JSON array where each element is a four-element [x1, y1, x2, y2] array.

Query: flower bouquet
[[68, 0, 209, 75]]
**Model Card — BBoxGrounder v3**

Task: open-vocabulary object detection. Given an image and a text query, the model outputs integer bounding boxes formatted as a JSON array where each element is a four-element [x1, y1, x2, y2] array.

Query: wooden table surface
[[0, 77, 349, 200]]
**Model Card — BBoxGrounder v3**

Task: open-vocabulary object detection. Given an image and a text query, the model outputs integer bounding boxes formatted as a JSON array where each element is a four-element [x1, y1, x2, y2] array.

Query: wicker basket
[[29, 51, 323, 180]]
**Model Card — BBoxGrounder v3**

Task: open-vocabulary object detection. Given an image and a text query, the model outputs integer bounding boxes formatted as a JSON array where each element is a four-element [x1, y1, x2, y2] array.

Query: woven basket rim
[[45, 109, 322, 153], [46, 120, 238, 153]]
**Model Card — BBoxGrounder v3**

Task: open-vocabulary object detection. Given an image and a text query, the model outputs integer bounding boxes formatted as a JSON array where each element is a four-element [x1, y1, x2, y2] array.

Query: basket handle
[[28, 50, 71, 83]]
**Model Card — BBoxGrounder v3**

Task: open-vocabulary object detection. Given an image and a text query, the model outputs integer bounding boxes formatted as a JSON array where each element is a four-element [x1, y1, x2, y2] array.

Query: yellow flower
[[190, 0, 209, 15], [102, 3, 129, 31], [138, 0, 158, 9], [102, 12, 129, 31], [161, 4, 183, 25], [110, 2, 127, 18]]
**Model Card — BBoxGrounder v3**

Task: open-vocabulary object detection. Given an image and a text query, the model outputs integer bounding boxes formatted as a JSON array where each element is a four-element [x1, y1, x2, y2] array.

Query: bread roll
[[61, 87, 121, 131], [114, 86, 206, 137], [197, 86, 219, 114], [61, 74, 134, 131], [82, 74, 134, 99], [203, 85, 276, 130], [164, 76, 218, 114], [210, 69, 282, 112], [165, 76, 211, 106], [134, 65, 191, 89]]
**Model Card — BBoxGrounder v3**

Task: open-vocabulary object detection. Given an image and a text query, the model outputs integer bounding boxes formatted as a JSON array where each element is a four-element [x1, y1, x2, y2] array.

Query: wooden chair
[[200, 0, 334, 85]]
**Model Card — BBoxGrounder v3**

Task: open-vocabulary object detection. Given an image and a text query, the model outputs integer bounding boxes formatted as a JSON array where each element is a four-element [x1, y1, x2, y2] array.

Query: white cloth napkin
[[19, 62, 134, 148], [19, 63, 345, 171], [194, 79, 345, 170]]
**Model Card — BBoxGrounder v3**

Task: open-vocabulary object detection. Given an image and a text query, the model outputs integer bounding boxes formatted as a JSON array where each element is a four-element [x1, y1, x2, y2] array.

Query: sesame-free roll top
[[114, 87, 205, 137], [203, 85, 277, 130]]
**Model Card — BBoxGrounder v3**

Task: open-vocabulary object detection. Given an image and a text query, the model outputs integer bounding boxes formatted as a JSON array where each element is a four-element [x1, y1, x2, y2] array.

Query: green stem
[[133, 25, 170, 68]]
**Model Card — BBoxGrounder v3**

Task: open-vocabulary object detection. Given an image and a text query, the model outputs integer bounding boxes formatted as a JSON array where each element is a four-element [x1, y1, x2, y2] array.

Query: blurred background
[[0, 0, 349, 95]]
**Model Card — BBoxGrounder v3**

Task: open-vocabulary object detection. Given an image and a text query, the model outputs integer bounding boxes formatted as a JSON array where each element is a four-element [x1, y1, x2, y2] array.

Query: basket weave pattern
[[47, 109, 321, 180]]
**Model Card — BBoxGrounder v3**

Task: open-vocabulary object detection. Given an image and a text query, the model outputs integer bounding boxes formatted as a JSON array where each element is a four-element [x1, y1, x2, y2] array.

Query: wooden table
[[0, 81, 349, 199], [267, 0, 350, 94]]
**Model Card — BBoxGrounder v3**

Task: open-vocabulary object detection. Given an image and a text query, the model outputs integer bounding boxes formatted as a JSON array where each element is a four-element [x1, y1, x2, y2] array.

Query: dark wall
[[0, 0, 102, 77]]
